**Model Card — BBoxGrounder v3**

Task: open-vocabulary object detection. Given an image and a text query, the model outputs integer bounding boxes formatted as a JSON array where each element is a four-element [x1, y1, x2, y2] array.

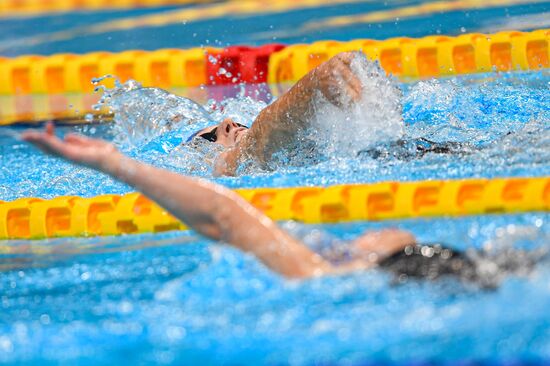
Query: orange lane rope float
[[0, 29, 547, 125], [0, 177, 548, 240], [267, 29, 549, 84]]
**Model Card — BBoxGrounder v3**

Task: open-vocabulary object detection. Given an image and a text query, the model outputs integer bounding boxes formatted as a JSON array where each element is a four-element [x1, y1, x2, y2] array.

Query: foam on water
[[402, 72, 550, 143], [89, 77, 270, 174], [311, 54, 404, 157], [91, 76, 214, 151], [86, 60, 548, 184]]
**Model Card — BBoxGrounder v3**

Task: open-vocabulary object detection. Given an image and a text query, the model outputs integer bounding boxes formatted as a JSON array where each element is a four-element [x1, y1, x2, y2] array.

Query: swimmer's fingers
[[23, 125, 116, 170], [22, 128, 87, 163], [329, 68, 360, 108], [36, 137, 89, 163], [323, 84, 345, 108], [341, 68, 362, 103], [320, 54, 361, 107], [22, 130, 72, 159], [22, 122, 63, 156]]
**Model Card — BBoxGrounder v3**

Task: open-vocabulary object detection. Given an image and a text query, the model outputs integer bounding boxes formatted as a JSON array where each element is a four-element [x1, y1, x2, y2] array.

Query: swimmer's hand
[[313, 51, 363, 107], [21, 122, 120, 172]]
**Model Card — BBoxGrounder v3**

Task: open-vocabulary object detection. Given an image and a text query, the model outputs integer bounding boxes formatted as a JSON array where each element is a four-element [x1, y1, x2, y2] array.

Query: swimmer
[[184, 51, 469, 175], [22, 122, 528, 287], [181, 52, 367, 175]]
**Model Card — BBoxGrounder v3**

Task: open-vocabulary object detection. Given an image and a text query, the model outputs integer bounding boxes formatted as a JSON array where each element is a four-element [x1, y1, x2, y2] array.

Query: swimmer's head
[[187, 118, 249, 148]]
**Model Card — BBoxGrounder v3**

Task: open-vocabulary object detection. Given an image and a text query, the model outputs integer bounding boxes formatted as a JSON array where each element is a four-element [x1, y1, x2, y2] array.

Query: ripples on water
[[1, 214, 549, 364], [0, 63, 549, 364]]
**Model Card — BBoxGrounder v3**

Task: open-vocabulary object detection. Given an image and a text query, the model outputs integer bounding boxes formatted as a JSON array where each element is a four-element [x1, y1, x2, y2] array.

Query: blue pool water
[[1, 214, 549, 365], [1, 1, 550, 365], [1, 66, 550, 365]]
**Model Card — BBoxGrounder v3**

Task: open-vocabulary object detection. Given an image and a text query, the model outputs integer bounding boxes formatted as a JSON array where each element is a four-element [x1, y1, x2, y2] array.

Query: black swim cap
[[379, 243, 477, 283]]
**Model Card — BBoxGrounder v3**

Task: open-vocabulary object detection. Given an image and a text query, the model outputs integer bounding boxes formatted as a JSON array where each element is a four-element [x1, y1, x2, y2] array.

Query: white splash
[[311, 53, 404, 157], [92, 76, 214, 150]]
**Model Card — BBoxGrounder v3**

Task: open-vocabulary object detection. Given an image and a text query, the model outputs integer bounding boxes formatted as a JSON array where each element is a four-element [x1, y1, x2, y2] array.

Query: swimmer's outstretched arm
[[22, 123, 414, 278], [216, 52, 363, 175]]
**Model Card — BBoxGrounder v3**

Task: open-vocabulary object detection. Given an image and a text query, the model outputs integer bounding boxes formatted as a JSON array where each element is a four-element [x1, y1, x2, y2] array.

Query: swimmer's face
[[195, 118, 249, 148]]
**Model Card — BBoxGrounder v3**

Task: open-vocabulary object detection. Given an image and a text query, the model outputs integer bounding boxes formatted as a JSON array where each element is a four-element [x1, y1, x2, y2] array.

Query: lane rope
[[0, 29, 547, 98], [0, 0, 215, 18], [267, 29, 549, 84], [1, 29, 548, 125], [1, 177, 548, 239]]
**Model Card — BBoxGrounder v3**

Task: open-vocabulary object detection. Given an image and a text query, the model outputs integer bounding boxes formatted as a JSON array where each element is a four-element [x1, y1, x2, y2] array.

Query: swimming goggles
[[189, 122, 249, 143]]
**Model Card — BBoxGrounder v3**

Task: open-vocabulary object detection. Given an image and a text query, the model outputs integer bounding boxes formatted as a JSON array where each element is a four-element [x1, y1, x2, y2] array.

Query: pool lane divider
[[0, 30, 547, 125], [0, 0, 363, 19], [0, 0, 216, 17], [268, 29, 549, 84], [0, 29, 548, 98], [0, 177, 548, 240]]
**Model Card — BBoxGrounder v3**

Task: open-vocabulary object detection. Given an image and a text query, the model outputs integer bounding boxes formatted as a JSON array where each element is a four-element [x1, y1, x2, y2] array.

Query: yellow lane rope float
[[268, 29, 549, 84], [0, 30, 547, 99], [0, 48, 219, 95], [0, 177, 548, 240], [0, 29, 547, 125], [0, 0, 216, 17]]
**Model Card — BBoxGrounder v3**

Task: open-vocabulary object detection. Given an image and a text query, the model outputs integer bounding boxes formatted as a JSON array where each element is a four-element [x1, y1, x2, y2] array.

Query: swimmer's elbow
[[208, 190, 247, 241]]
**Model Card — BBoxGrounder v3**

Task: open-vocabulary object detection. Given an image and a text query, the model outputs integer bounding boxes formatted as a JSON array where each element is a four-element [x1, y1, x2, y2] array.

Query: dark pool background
[[1, 1, 550, 365]]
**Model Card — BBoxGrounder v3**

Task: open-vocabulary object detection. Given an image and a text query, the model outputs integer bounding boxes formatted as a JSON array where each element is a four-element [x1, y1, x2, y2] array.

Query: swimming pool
[[1, 1, 550, 365]]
